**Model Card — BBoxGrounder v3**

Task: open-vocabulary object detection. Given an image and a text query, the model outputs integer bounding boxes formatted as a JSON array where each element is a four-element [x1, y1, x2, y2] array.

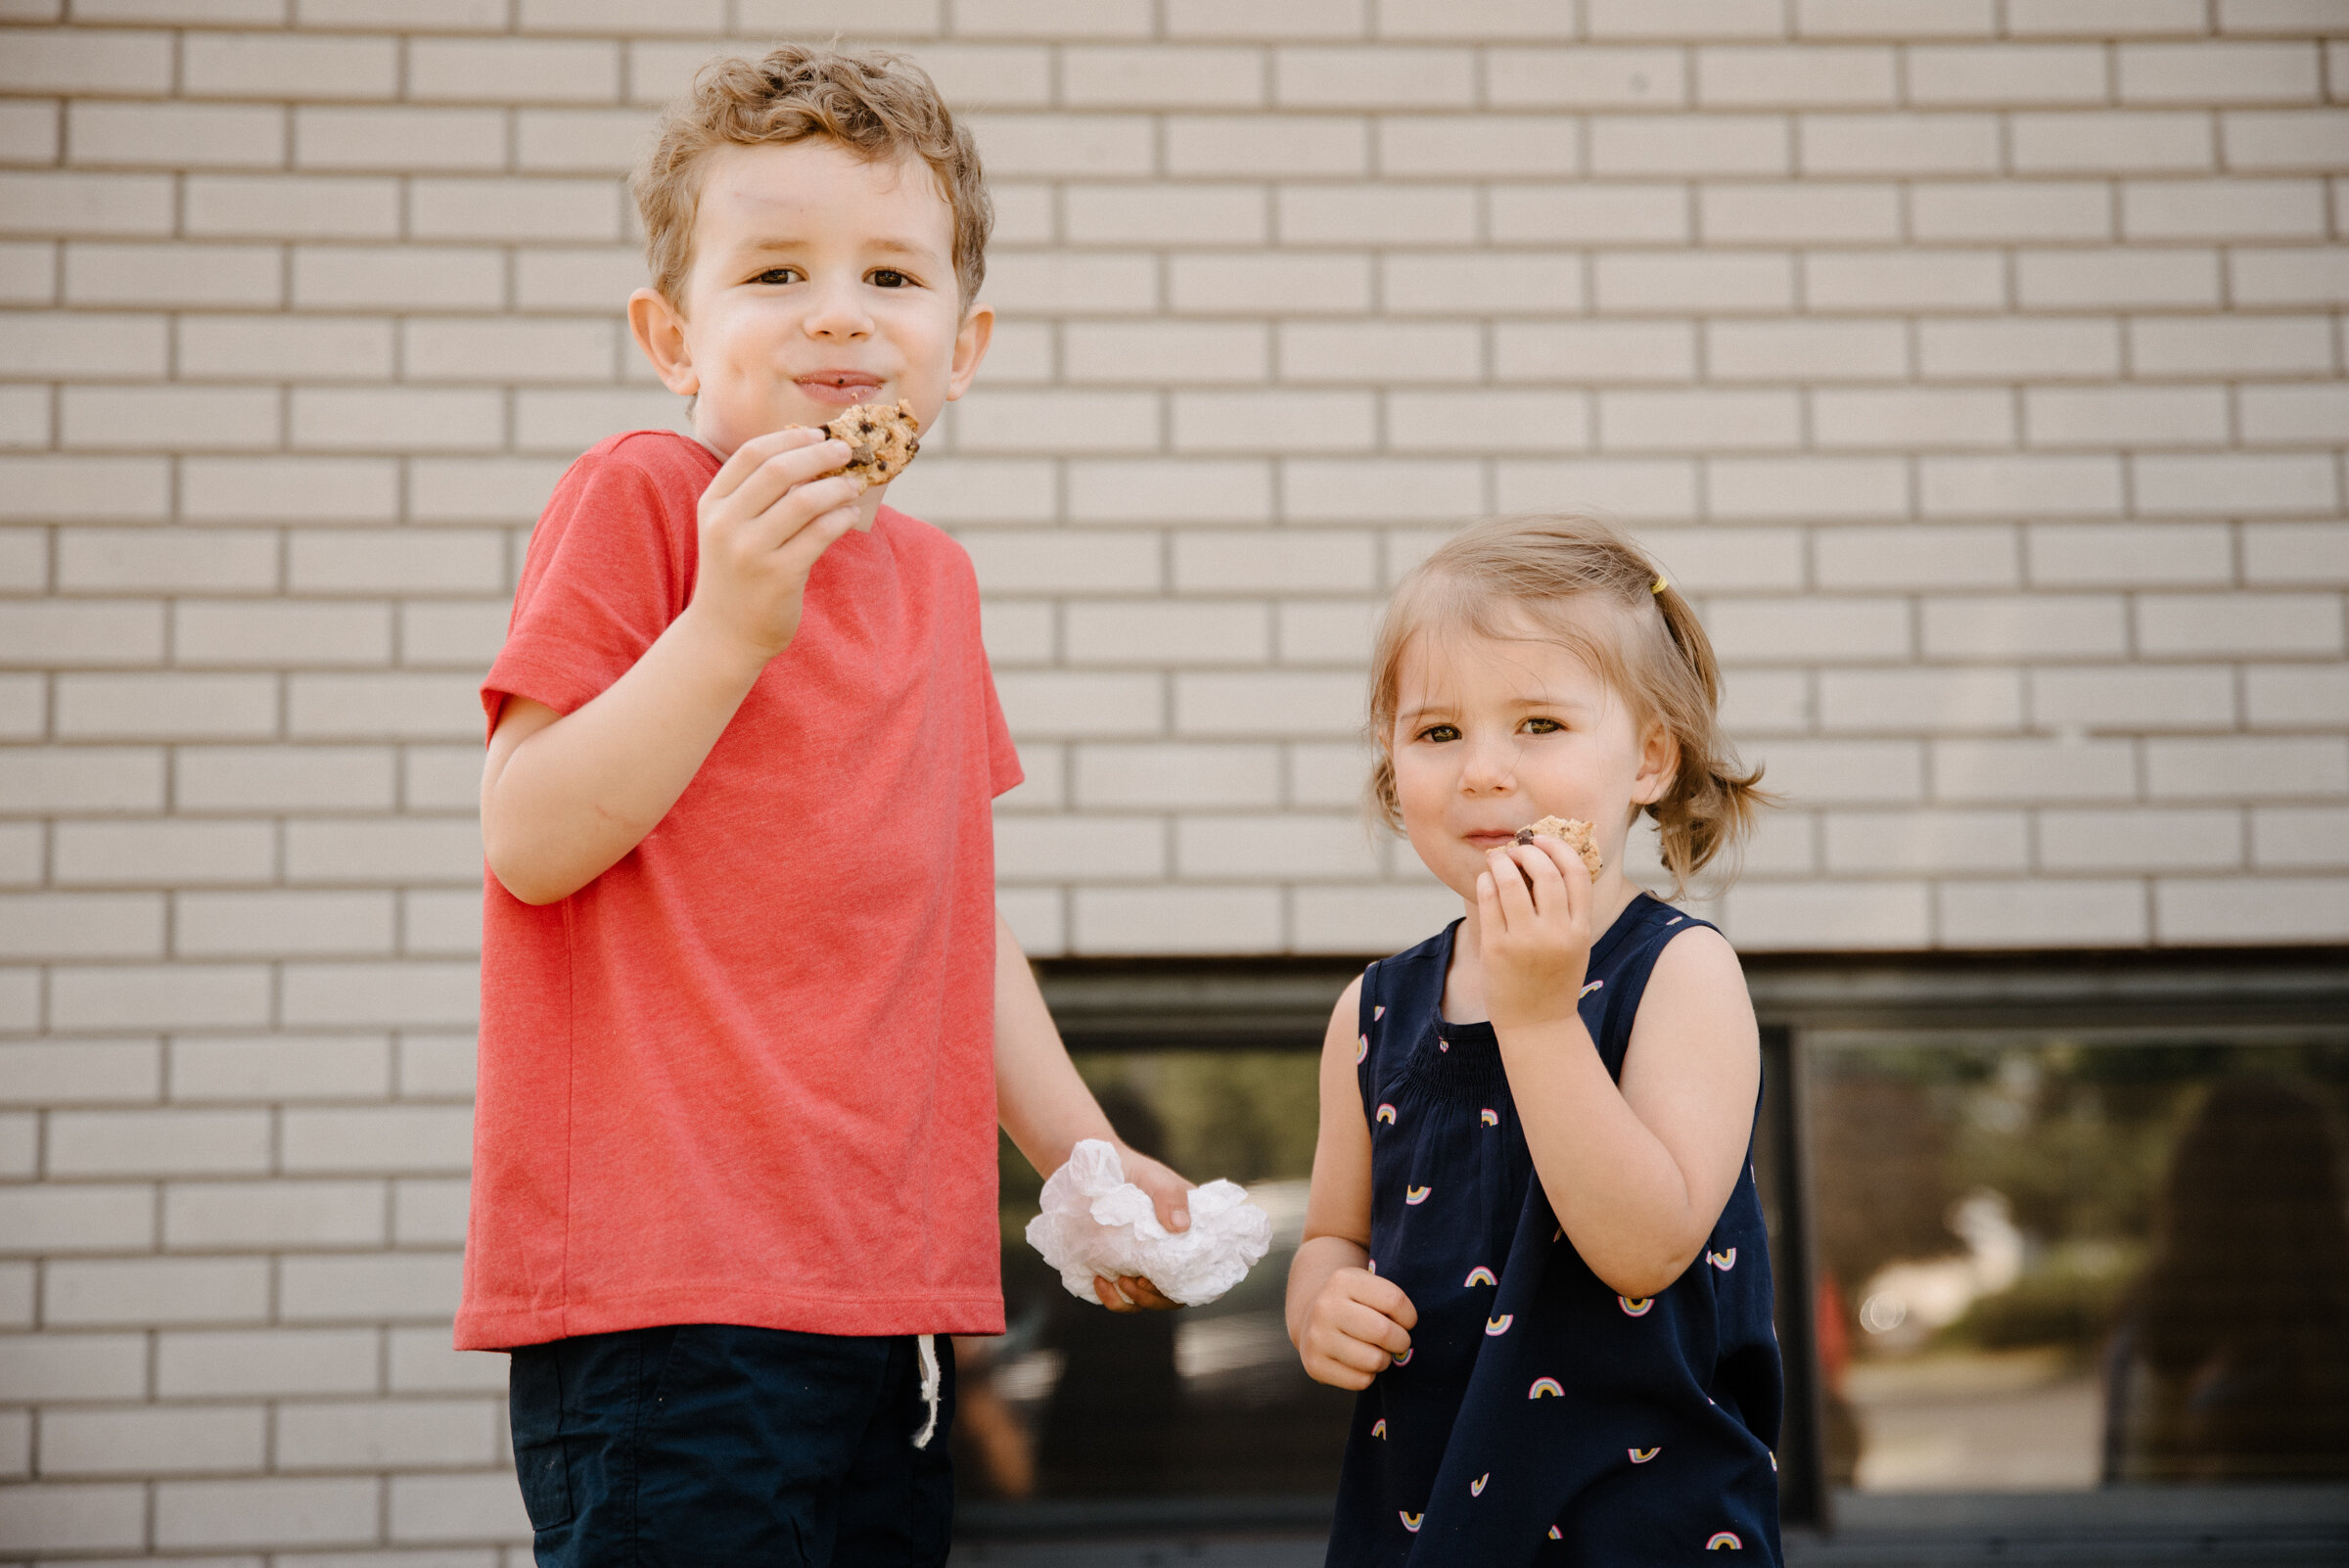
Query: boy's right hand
[[1297, 1267, 1416, 1391], [686, 427, 866, 660]]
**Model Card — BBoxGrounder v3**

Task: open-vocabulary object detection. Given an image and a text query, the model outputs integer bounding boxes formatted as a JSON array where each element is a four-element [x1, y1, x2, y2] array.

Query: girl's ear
[[1631, 717, 1679, 807], [628, 287, 700, 397]]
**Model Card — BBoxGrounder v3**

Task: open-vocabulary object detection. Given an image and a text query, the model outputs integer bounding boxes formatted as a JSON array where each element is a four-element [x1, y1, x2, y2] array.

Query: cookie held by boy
[[1515, 815, 1604, 877], [807, 398, 920, 489]]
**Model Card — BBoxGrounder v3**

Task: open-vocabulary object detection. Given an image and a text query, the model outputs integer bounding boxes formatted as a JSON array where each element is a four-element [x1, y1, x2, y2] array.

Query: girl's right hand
[[688, 427, 866, 660], [1297, 1267, 1416, 1391]]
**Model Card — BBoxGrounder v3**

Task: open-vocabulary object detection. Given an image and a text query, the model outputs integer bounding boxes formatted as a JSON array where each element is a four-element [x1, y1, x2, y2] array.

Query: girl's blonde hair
[[1366, 515, 1770, 893]]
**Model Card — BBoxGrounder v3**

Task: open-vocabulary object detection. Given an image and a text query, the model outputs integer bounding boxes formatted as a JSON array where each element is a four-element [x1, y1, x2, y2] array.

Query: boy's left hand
[[1476, 836, 1594, 1034], [1093, 1144, 1191, 1314]]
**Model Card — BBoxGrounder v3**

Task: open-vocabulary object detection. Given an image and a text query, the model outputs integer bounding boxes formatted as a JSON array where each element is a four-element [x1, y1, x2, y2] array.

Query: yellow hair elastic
[[1652, 576, 1669, 595]]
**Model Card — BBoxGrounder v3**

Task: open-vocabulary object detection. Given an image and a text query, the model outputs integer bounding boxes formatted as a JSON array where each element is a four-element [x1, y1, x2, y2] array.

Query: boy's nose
[[802, 282, 872, 339]]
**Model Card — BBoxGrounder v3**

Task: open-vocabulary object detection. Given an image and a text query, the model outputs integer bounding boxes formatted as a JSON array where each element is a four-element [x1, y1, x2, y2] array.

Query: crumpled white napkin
[[1025, 1139, 1272, 1308]]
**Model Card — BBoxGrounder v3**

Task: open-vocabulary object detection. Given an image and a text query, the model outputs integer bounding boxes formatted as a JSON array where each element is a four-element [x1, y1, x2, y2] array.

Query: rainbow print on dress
[[1400, 1512, 1422, 1533], [1629, 1447, 1660, 1463], [1618, 1295, 1654, 1315], [1463, 1266, 1497, 1287], [1470, 1473, 1489, 1496], [1375, 1102, 1396, 1125], [1527, 1376, 1564, 1399], [1706, 1531, 1743, 1550], [1485, 1314, 1513, 1335], [1479, 1107, 1499, 1126], [1405, 1184, 1432, 1205]]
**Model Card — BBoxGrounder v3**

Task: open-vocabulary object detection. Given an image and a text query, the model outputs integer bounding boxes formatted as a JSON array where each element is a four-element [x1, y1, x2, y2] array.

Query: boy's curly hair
[[633, 43, 992, 310], [1366, 515, 1772, 894]]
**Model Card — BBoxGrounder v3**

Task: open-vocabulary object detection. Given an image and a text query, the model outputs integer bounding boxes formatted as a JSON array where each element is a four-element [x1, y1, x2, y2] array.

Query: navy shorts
[[508, 1324, 955, 1567]]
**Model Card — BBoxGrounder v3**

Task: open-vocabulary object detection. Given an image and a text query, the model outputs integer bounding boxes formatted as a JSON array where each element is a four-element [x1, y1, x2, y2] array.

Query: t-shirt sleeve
[[979, 643, 1023, 800], [482, 442, 694, 742]]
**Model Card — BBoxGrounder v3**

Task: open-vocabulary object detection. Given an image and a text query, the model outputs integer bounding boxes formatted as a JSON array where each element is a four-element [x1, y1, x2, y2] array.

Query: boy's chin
[[851, 487, 885, 531]]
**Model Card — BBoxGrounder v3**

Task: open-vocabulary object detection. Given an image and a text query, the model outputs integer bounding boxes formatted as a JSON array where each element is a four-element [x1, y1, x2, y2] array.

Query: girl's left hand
[[1476, 835, 1593, 1034]]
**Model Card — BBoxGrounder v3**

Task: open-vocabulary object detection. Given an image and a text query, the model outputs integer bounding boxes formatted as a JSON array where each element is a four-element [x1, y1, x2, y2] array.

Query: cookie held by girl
[[1513, 815, 1602, 877]]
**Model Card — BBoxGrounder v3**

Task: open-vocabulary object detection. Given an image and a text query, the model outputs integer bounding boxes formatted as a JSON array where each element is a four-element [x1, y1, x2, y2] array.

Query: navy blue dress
[[1325, 896, 1782, 1566]]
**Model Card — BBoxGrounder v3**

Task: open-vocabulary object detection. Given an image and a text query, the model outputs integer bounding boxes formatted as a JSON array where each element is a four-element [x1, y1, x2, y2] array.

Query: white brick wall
[[0, 0, 2343, 1553]]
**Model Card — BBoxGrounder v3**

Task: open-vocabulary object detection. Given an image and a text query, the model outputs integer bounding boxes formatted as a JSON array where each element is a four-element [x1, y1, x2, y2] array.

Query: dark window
[[957, 1050, 1346, 1516], [955, 952, 2349, 1558], [1808, 1030, 2349, 1492]]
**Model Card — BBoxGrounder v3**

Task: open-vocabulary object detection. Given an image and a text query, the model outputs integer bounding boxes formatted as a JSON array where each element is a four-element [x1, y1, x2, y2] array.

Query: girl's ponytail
[[1646, 579, 1772, 890]]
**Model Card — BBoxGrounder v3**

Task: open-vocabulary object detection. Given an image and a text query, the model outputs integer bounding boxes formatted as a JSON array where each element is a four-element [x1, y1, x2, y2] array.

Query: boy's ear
[[944, 300, 993, 402], [1632, 718, 1679, 807], [628, 287, 700, 397]]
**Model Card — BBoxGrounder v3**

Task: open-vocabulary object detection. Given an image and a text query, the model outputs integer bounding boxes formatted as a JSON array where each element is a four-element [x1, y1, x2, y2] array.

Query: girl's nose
[[1457, 734, 1516, 794]]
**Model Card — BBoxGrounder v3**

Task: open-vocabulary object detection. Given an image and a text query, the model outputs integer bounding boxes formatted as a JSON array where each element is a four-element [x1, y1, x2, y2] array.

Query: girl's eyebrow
[[1512, 688, 1597, 712]]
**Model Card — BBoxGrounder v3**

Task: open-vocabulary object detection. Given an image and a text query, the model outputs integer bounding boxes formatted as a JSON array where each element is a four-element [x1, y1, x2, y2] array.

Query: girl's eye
[[1522, 716, 1562, 735], [1417, 724, 1460, 744], [869, 268, 911, 288], [754, 267, 802, 286]]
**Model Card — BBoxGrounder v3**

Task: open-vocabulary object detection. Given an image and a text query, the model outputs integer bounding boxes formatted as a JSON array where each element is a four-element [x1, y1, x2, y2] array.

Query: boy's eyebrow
[[727, 235, 944, 260]]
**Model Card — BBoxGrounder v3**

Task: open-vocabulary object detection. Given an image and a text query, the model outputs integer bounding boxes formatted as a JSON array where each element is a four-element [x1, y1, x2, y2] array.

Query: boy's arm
[[482, 429, 860, 904], [991, 908, 1192, 1313]]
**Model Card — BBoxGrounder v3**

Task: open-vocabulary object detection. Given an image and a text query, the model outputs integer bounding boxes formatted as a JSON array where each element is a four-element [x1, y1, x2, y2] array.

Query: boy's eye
[[1417, 723, 1460, 743], [868, 268, 912, 288], [753, 266, 802, 286], [1521, 716, 1562, 734]]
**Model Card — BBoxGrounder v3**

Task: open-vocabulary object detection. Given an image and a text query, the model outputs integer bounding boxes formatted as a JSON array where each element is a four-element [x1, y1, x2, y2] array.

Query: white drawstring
[[910, 1332, 941, 1450]]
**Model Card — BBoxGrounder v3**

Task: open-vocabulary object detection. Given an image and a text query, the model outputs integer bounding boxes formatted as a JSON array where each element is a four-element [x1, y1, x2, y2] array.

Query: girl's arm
[[990, 908, 1191, 1313], [1287, 977, 1417, 1389], [1480, 841, 1761, 1301]]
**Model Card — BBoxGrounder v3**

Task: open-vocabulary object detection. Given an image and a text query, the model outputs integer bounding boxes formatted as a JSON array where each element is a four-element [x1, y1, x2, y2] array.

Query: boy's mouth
[[795, 371, 884, 406]]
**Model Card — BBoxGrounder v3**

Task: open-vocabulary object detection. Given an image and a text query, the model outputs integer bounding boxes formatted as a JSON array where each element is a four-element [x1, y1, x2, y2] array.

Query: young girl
[[1286, 516, 1781, 1564]]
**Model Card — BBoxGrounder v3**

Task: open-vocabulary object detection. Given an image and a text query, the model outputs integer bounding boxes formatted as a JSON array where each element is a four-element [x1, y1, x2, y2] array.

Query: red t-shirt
[[455, 430, 1021, 1351]]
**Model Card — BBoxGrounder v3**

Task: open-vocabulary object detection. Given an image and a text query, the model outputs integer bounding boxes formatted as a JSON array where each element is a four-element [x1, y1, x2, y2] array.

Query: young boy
[[456, 46, 1188, 1565]]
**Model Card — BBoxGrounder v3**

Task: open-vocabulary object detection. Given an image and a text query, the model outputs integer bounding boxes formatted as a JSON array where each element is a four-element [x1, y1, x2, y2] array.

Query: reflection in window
[[954, 1051, 1353, 1504], [1807, 1033, 2349, 1493]]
